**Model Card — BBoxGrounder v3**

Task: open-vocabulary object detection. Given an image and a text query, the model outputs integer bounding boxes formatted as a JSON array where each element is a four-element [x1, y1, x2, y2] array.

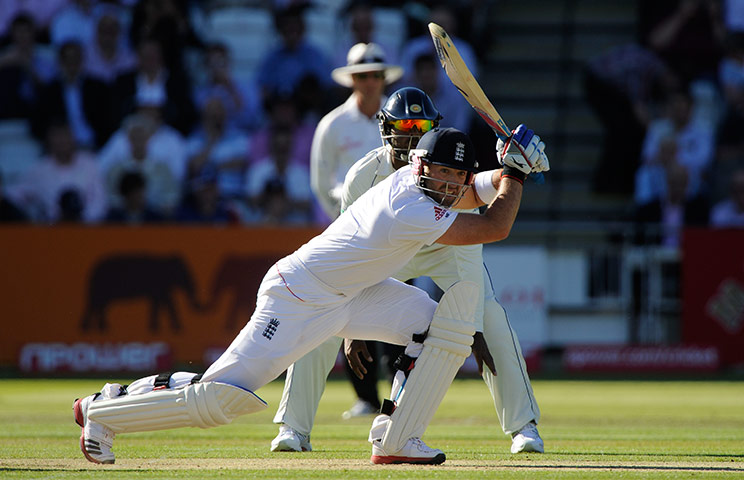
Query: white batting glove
[[530, 140, 550, 174], [496, 124, 548, 175]]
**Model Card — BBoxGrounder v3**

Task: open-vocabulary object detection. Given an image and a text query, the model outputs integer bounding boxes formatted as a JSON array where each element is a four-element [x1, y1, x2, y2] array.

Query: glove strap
[[501, 166, 526, 185]]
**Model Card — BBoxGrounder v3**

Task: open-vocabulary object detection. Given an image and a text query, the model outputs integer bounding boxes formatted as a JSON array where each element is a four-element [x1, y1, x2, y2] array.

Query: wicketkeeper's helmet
[[378, 87, 441, 165]]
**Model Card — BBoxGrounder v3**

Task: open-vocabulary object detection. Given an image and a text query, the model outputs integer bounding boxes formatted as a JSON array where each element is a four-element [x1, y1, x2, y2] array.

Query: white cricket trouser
[[199, 259, 436, 393], [274, 244, 540, 436]]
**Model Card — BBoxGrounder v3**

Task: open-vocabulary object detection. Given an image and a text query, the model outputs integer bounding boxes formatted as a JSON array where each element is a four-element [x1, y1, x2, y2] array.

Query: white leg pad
[[88, 382, 267, 433], [380, 281, 477, 453]]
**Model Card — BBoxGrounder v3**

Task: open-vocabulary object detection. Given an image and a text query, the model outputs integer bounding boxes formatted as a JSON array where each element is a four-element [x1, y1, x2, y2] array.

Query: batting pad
[[381, 281, 477, 453], [87, 382, 267, 433]]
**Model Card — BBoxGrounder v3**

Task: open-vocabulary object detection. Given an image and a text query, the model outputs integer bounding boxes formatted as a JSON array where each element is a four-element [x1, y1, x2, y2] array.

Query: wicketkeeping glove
[[497, 124, 549, 175]]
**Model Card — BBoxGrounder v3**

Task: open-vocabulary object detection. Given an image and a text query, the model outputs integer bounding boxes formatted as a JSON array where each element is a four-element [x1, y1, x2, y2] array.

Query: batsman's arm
[[437, 173, 523, 246], [438, 124, 546, 245]]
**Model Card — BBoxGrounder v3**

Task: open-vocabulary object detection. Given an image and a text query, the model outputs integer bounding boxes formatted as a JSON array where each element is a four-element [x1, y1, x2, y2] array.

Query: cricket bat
[[428, 22, 544, 182]]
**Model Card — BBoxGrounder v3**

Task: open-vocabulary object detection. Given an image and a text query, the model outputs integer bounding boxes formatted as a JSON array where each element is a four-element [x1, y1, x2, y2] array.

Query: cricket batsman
[[272, 87, 544, 456], [72, 120, 548, 464]]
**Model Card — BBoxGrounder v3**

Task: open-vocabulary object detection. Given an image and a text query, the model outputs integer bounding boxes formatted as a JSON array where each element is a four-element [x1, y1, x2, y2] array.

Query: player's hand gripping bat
[[428, 22, 546, 183]]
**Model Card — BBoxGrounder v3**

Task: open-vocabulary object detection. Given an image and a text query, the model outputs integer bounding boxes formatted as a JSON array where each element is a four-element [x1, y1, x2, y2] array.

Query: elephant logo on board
[[80, 254, 203, 332], [210, 256, 277, 330]]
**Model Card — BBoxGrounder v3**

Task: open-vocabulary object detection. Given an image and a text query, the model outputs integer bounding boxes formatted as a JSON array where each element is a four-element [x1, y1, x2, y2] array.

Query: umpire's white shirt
[[310, 94, 386, 220]]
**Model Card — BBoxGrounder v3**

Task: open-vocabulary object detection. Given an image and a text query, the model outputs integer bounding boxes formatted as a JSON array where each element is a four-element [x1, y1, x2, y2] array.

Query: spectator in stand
[[0, 170, 28, 222], [49, 0, 96, 47], [398, 5, 478, 105], [99, 112, 182, 218], [640, 87, 715, 199], [128, 0, 204, 77], [114, 37, 197, 136], [294, 69, 330, 126], [0, 14, 56, 120], [104, 170, 163, 224], [254, 3, 332, 101], [635, 162, 710, 246], [333, 1, 399, 71], [639, 0, 726, 86], [635, 135, 679, 205], [186, 95, 250, 203], [710, 167, 744, 227], [640, 1, 726, 134], [31, 40, 115, 150], [311, 42, 402, 223], [723, 0, 744, 33], [0, 0, 68, 40], [193, 42, 263, 133], [584, 44, 677, 194], [8, 120, 106, 223], [714, 33, 744, 194], [718, 32, 744, 128], [244, 126, 312, 225], [412, 53, 472, 132], [84, 7, 137, 84], [176, 163, 233, 224], [100, 99, 188, 187], [249, 90, 315, 170], [57, 188, 85, 223]]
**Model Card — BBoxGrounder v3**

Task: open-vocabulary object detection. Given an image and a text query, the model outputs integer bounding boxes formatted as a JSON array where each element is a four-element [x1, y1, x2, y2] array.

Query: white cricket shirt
[[290, 165, 458, 297]]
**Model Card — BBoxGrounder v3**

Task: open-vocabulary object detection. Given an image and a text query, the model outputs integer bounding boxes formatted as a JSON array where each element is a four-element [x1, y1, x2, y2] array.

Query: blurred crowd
[[584, 0, 744, 245], [1, 0, 743, 237], [0, 0, 488, 226]]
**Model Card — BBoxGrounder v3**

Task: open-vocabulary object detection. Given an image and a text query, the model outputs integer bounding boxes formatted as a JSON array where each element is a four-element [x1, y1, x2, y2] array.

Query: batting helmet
[[409, 127, 479, 206]]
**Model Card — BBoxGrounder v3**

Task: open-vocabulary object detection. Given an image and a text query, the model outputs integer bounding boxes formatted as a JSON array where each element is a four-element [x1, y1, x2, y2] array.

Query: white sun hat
[[331, 42, 404, 88]]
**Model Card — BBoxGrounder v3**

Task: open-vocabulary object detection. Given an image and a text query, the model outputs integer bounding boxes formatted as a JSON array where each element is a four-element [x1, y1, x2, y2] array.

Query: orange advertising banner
[[0, 226, 321, 374]]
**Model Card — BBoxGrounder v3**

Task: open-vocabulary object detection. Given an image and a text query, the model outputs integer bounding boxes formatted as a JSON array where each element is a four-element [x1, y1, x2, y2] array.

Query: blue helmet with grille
[[377, 87, 441, 166]]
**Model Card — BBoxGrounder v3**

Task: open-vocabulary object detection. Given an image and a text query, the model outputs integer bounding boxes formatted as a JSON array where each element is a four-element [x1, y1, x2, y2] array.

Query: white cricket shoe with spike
[[371, 437, 445, 465], [73, 394, 116, 464], [270, 424, 312, 452], [511, 421, 544, 454]]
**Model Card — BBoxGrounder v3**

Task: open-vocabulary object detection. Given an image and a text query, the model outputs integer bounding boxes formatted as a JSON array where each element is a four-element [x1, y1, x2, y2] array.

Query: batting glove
[[531, 142, 550, 174], [496, 125, 548, 175]]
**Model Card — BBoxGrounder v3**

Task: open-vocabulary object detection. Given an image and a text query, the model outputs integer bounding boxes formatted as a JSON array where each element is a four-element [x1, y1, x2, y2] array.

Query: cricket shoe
[[270, 424, 312, 452], [511, 421, 544, 454], [73, 394, 116, 464], [342, 399, 378, 420], [370, 437, 445, 465]]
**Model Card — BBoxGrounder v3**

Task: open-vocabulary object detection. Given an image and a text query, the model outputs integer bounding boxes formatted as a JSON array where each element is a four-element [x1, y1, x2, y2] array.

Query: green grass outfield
[[1, 378, 742, 479]]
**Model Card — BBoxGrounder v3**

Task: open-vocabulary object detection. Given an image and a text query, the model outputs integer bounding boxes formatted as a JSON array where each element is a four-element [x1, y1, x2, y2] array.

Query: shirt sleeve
[[310, 115, 340, 219], [341, 153, 379, 212]]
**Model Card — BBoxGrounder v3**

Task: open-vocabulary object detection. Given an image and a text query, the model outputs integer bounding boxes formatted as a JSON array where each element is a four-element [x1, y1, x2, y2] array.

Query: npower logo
[[19, 342, 171, 373]]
